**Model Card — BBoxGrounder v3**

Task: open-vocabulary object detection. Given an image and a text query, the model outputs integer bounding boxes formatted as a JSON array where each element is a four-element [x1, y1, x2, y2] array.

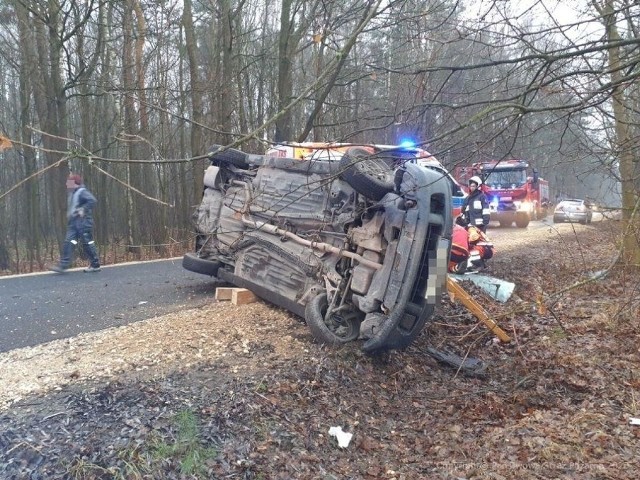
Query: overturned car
[[183, 143, 452, 353]]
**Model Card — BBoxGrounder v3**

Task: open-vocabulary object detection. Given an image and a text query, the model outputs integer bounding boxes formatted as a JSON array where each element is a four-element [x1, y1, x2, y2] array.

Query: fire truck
[[454, 159, 550, 228]]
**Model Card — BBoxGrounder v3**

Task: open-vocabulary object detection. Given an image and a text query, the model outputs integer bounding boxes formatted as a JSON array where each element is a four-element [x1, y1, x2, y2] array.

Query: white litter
[[138, 301, 148, 305], [328, 426, 353, 448], [630, 417, 640, 426]]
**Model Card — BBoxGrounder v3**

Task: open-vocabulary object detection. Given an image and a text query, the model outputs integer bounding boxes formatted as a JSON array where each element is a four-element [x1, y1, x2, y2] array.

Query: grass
[[67, 409, 217, 479], [151, 409, 218, 477], [548, 326, 568, 341]]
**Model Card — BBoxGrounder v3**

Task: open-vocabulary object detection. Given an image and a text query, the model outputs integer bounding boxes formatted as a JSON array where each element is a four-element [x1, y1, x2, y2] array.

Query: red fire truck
[[454, 159, 550, 228]]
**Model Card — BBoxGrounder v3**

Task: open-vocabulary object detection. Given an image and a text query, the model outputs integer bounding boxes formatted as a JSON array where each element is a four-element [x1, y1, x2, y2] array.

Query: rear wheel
[[339, 147, 395, 201], [182, 253, 221, 276], [305, 293, 361, 345]]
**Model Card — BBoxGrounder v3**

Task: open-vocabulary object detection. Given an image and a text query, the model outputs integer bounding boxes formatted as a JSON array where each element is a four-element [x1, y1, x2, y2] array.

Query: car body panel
[[266, 142, 465, 217]]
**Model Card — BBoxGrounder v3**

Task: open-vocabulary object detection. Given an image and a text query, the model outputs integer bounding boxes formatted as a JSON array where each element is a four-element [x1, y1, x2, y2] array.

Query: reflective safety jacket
[[461, 189, 490, 230]]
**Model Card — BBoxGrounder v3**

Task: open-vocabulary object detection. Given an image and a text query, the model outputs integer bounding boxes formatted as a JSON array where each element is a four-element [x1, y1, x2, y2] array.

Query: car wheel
[[339, 147, 395, 201], [305, 293, 361, 345], [182, 253, 221, 276], [207, 144, 249, 168]]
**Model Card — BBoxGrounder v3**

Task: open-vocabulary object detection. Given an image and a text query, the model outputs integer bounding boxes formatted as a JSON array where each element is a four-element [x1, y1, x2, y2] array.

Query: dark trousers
[[60, 217, 100, 268]]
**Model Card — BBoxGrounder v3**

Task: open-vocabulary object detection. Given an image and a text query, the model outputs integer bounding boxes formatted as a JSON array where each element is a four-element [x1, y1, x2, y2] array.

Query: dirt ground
[[0, 218, 638, 479]]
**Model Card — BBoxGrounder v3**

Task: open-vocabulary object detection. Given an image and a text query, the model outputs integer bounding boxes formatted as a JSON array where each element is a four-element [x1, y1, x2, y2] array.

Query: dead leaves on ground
[[0, 221, 639, 479]]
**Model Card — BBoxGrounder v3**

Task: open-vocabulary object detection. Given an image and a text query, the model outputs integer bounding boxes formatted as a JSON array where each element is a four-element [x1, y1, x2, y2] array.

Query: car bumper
[[554, 212, 588, 222]]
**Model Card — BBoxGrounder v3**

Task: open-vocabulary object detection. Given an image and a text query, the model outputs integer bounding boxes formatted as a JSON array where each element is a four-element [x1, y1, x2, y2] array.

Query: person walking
[[460, 175, 490, 233], [50, 174, 101, 273]]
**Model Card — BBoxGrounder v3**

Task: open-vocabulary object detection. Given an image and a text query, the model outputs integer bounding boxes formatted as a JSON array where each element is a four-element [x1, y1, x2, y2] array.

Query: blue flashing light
[[399, 139, 416, 149]]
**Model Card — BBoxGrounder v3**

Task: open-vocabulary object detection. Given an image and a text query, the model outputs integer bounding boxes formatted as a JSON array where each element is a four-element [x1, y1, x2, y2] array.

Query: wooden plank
[[231, 288, 258, 305], [446, 277, 511, 342], [215, 287, 234, 301]]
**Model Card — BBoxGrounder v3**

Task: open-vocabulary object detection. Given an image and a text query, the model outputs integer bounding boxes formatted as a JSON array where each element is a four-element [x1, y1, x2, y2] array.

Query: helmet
[[468, 176, 482, 186]]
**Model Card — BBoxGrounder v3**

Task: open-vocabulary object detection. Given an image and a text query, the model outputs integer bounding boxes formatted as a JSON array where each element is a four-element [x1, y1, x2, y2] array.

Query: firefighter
[[49, 174, 101, 273], [460, 176, 490, 233]]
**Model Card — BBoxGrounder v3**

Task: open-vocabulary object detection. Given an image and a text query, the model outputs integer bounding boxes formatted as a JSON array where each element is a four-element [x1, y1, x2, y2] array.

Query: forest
[[0, 0, 638, 274]]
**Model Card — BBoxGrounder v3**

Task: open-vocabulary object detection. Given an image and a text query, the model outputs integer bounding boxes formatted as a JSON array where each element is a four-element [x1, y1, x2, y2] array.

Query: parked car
[[553, 199, 593, 224], [183, 143, 453, 353]]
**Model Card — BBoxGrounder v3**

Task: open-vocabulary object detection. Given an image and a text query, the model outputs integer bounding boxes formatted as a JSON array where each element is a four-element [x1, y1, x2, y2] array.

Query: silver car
[[183, 143, 453, 353], [553, 199, 593, 224]]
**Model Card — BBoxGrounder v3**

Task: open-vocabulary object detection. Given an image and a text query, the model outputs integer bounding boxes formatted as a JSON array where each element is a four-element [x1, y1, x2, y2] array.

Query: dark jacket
[[67, 185, 97, 225], [461, 189, 490, 230]]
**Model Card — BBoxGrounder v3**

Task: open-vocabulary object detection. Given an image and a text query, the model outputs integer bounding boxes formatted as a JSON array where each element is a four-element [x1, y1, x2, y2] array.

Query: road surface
[[0, 258, 220, 353]]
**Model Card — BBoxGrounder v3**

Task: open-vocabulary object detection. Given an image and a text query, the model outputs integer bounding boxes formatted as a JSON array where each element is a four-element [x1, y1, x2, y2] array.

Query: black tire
[[207, 144, 249, 168], [305, 293, 361, 345], [339, 147, 395, 201], [515, 213, 530, 228], [182, 252, 221, 276]]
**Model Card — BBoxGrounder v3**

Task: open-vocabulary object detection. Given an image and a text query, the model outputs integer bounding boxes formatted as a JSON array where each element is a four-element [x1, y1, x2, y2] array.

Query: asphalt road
[[0, 258, 220, 353]]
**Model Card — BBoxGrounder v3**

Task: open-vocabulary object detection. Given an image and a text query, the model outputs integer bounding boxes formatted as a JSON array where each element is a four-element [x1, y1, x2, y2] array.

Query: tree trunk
[[26, 2, 70, 246], [218, 0, 235, 145], [122, 3, 139, 254], [598, 0, 640, 265], [275, 0, 297, 142], [15, 2, 41, 271], [183, 0, 206, 204]]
